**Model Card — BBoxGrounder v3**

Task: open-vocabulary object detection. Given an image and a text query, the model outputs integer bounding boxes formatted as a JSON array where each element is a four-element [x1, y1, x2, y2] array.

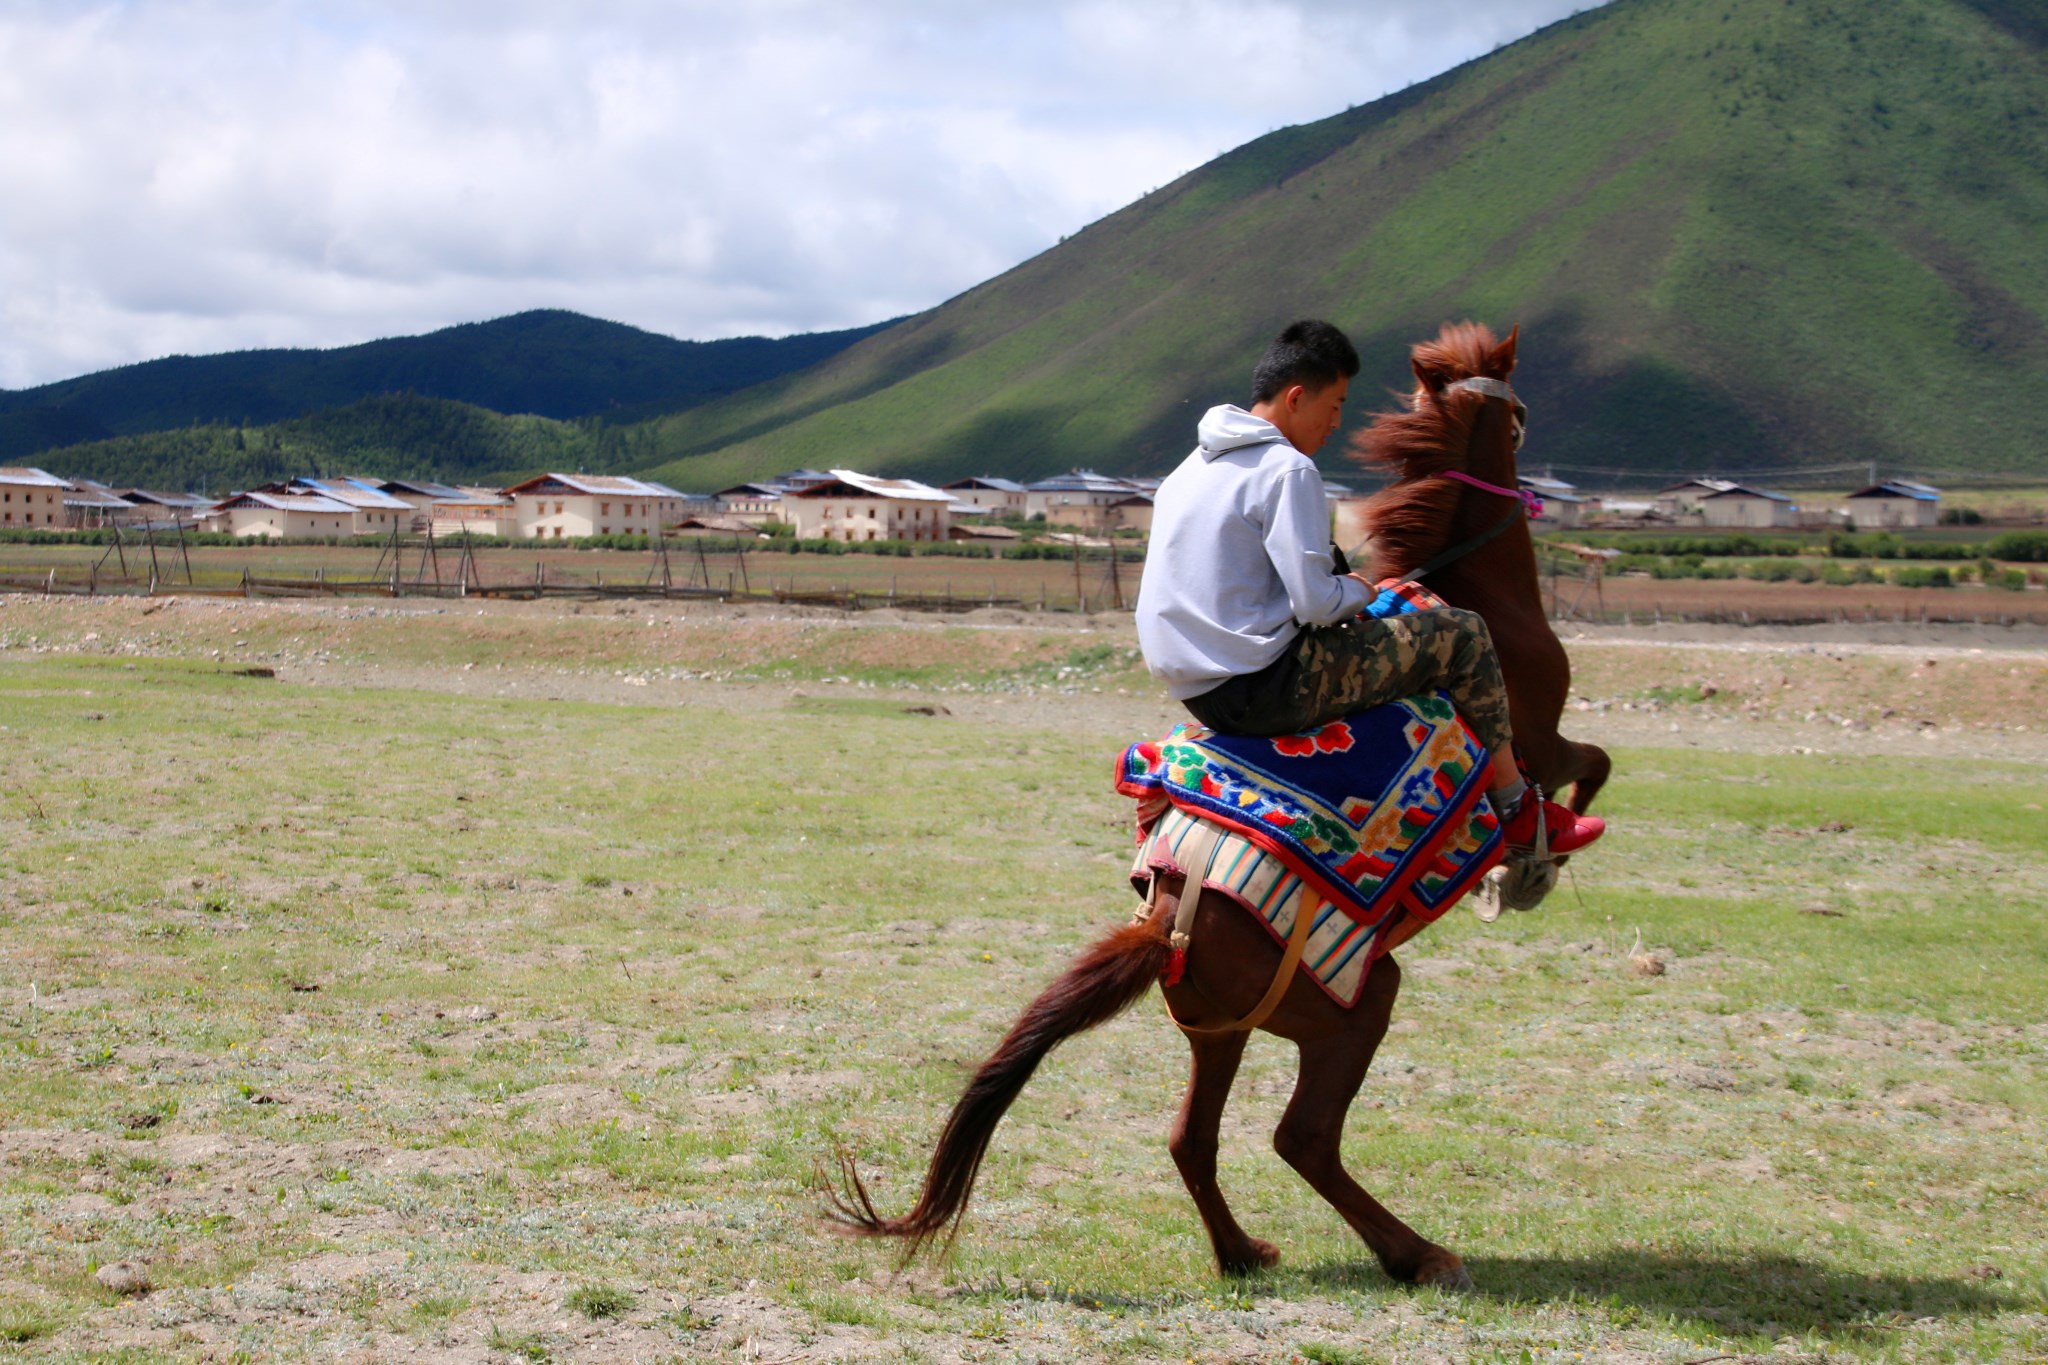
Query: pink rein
[[1439, 468, 1544, 518]]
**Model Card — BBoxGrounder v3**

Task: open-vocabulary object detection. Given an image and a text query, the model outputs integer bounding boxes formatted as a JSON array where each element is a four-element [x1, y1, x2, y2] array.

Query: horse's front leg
[[1166, 1023, 1278, 1274], [1563, 738, 1611, 813], [1271, 955, 1471, 1289]]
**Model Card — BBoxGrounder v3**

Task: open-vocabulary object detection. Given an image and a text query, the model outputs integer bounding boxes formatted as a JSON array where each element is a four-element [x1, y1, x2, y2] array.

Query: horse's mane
[[1351, 322, 1504, 577]]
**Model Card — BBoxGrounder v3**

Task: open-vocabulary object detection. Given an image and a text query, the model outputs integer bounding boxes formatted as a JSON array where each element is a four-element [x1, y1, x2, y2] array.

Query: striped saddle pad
[[1118, 696, 1506, 1008]]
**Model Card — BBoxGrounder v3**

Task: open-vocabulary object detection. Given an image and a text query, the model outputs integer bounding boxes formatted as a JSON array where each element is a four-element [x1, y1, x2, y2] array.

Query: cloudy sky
[[0, 0, 1602, 389]]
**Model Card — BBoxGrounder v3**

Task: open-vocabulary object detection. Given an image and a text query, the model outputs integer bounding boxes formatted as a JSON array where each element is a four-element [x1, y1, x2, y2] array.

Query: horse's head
[[1349, 322, 1531, 581], [1410, 322, 1524, 473]]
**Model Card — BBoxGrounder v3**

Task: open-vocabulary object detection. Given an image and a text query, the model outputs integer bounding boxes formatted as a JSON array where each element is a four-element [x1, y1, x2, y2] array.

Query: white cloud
[[0, 0, 1603, 388]]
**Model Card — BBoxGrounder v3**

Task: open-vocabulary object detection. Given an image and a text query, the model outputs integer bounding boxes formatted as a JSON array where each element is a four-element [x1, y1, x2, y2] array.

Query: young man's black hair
[[1249, 319, 1361, 405]]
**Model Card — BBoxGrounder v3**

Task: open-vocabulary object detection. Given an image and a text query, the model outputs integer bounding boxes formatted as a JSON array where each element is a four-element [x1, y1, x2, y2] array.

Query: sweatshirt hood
[[1196, 404, 1285, 460]]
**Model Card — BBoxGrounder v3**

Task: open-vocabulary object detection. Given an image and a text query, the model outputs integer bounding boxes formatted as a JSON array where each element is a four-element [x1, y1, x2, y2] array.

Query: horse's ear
[[1412, 355, 1454, 394], [1490, 325, 1519, 377]]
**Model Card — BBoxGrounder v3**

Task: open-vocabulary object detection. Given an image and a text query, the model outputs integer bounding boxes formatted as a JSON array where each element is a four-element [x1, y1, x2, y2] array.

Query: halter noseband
[[1448, 375, 1515, 402]]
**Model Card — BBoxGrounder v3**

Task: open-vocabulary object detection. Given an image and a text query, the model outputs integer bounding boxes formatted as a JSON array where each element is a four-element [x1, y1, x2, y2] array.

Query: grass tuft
[[565, 1283, 634, 1320]]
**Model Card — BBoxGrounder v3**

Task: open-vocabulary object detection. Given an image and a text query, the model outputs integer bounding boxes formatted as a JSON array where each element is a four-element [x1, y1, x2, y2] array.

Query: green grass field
[[0, 604, 2043, 1362]]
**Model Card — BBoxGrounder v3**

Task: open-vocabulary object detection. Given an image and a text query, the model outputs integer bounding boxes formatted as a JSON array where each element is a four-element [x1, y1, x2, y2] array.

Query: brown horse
[[829, 322, 1602, 1292], [1359, 321, 1610, 813]]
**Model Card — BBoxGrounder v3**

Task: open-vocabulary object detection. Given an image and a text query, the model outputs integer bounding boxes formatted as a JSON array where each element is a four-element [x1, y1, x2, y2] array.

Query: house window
[[553, 527, 564, 538], [600, 503, 610, 515], [601, 527, 610, 535], [555, 502, 565, 514]]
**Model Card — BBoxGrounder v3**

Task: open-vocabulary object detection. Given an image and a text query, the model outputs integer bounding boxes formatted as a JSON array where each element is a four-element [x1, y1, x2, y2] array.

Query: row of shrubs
[[1572, 530, 2048, 562], [0, 528, 421, 549], [0, 526, 1147, 562], [1605, 553, 2034, 589], [760, 536, 1142, 562]]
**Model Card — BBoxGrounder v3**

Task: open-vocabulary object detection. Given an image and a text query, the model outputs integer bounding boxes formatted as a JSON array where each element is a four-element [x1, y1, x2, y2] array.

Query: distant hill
[[35, 394, 609, 496], [0, 310, 892, 463], [627, 0, 2048, 491]]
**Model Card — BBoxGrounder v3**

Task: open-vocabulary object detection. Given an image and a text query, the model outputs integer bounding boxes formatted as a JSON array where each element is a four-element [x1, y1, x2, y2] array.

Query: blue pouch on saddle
[[1363, 578, 1444, 620]]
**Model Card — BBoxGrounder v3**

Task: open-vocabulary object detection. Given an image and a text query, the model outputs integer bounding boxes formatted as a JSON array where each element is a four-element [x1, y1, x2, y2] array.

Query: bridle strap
[[1406, 503, 1524, 581], [1440, 467, 1544, 518]]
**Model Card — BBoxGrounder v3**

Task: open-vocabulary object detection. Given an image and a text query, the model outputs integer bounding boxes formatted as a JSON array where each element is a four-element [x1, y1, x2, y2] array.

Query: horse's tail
[[827, 917, 1171, 1257]]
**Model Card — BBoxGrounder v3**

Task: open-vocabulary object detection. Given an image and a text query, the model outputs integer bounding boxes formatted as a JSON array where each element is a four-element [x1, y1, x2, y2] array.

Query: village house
[[62, 480, 138, 530], [0, 467, 72, 528], [715, 482, 792, 526], [1521, 473, 1590, 530], [778, 470, 954, 542], [1699, 482, 1798, 529], [371, 479, 517, 536], [429, 488, 519, 537], [503, 473, 689, 539], [1101, 492, 1155, 534], [291, 478, 416, 536], [376, 478, 473, 529], [1025, 469, 1143, 525], [1843, 480, 1941, 529], [205, 489, 360, 538], [1652, 478, 1737, 523], [113, 489, 215, 526], [943, 476, 1029, 516]]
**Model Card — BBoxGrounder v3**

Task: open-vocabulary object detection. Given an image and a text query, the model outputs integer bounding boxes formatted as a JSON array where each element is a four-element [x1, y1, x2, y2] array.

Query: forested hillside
[[0, 311, 889, 463], [35, 394, 615, 495], [624, 0, 2048, 489]]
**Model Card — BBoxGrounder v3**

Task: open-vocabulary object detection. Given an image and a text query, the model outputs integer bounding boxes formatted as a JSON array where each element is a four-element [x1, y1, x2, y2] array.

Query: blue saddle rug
[[1116, 693, 1506, 1006]]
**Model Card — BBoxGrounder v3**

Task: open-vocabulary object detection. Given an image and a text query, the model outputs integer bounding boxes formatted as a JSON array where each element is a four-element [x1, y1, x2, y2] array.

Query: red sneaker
[[1501, 793, 1605, 856]]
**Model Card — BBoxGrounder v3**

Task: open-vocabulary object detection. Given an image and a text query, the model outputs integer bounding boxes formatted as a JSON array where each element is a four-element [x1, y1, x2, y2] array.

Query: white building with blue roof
[[1700, 482, 1798, 529], [1844, 480, 1941, 529]]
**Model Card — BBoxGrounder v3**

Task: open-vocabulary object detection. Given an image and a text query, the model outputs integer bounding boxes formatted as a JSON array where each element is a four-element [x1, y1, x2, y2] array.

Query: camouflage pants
[[1184, 607, 1515, 751]]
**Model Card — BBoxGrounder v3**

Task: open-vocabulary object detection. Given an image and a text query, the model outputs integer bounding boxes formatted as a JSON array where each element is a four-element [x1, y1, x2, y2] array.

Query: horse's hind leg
[[1271, 956, 1471, 1289], [1169, 1030, 1278, 1275]]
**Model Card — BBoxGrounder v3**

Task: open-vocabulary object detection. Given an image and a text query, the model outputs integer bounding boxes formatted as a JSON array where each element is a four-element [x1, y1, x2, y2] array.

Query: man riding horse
[[831, 318, 1611, 1290], [1136, 318, 1604, 856]]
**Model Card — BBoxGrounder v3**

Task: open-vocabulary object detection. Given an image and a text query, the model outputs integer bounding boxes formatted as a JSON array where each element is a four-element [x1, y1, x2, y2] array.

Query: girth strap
[[1147, 817, 1321, 1037], [1168, 882, 1320, 1038], [1167, 819, 1226, 967]]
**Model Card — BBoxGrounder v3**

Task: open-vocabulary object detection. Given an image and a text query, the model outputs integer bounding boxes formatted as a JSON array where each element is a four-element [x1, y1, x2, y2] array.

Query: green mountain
[[631, 0, 2048, 490], [0, 310, 890, 464], [38, 394, 611, 496]]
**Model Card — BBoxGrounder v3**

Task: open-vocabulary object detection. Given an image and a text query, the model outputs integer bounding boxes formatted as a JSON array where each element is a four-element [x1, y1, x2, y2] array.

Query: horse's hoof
[[1414, 1253, 1474, 1293], [1221, 1239, 1281, 1275]]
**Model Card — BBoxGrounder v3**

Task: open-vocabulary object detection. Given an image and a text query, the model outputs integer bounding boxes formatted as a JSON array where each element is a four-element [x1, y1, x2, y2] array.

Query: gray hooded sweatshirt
[[1135, 405, 1369, 700]]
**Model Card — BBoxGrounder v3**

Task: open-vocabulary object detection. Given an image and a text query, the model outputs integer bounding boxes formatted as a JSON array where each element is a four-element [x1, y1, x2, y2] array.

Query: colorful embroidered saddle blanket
[[1117, 694, 1506, 1008]]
